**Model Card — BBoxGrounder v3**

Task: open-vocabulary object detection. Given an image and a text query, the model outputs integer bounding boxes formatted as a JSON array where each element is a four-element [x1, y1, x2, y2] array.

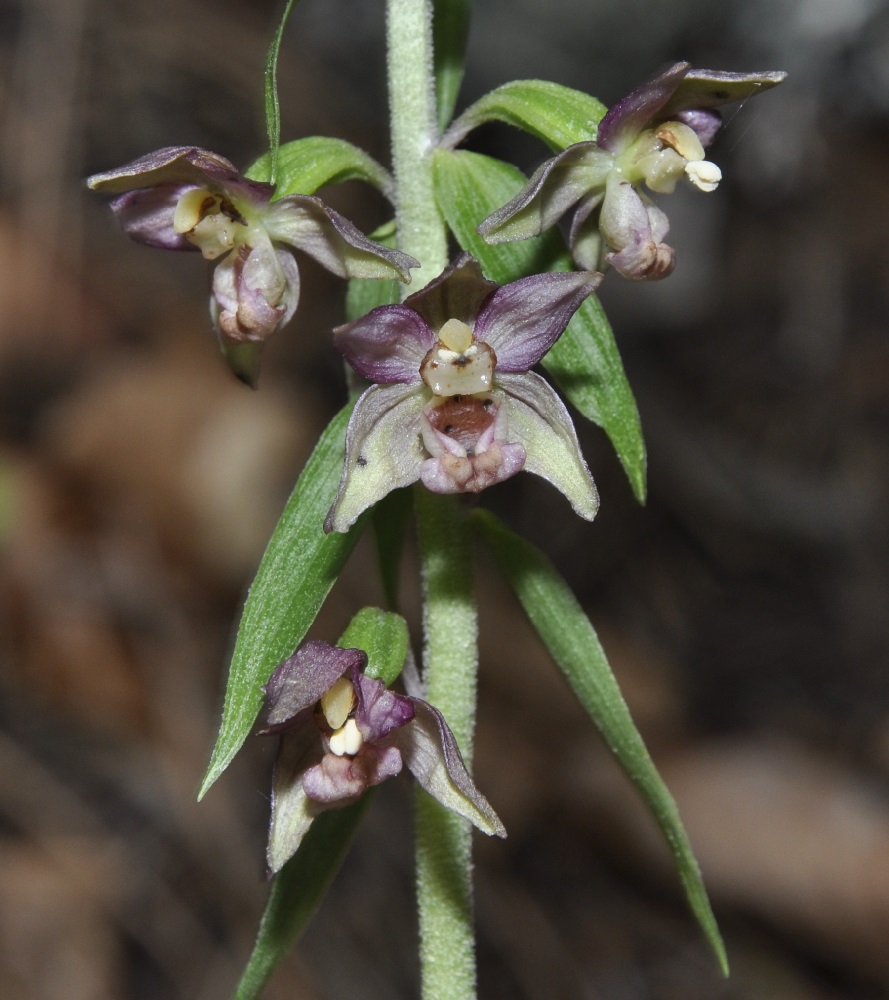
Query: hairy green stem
[[415, 489, 478, 1000], [386, 0, 448, 284], [386, 3, 477, 996]]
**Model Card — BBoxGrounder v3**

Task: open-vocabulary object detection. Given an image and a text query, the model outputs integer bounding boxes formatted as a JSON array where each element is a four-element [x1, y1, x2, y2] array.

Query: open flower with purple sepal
[[261, 640, 505, 873], [478, 63, 786, 280], [88, 147, 418, 385], [324, 254, 602, 533]]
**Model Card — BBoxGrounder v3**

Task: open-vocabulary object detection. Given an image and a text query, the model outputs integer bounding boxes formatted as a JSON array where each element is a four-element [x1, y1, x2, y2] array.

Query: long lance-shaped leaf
[[231, 607, 409, 999], [263, 0, 300, 184], [432, 147, 646, 502], [433, 0, 471, 132], [443, 79, 606, 152], [246, 136, 396, 203], [473, 509, 728, 976], [233, 797, 371, 1000], [200, 405, 362, 799]]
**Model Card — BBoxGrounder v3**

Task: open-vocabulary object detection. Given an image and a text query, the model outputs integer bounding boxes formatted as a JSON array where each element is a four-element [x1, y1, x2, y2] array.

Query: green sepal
[[432, 148, 646, 502], [199, 405, 362, 799], [335, 605, 410, 686], [444, 79, 607, 152], [263, 0, 300, 185], [474, 509, 728, 977], [345, 221, 402, 321], [245, 136, 395, 202], [433, 0, 471, 132], [232, 796, 372, 1000]]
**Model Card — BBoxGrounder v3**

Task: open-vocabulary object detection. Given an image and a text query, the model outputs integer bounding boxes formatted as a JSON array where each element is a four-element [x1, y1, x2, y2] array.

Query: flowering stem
[[415, 488, 478, 1000], [386, 3, 476, 995], [385, 0, 448, 283]]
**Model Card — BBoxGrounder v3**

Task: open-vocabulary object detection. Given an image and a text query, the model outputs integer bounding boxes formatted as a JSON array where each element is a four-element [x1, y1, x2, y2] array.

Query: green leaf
[[444, 79, 607, 153], [372, 488, 413, 611], [263, 0, 300, 185], [232, 796, 372, 1000], [335, 606, 409, 686], [199, 405, 361, 799], [432, 148, 646, 502], [246, 137, 395, 202], [544, 289, 646, 503], [474, 509, 728, 976], [433, 0, 471, 132]]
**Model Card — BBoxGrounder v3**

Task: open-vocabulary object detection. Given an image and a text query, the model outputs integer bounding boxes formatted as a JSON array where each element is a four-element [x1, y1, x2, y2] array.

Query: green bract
[[444, 79, 608, 152]]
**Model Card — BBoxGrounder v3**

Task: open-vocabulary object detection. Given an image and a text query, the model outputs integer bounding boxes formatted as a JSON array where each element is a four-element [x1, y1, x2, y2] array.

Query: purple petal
[[597, 62, 690, 153], [353, 672, 415, 742], [404, 254, 498, 332], [474, 270, 602, 371], [87, 145, 273, 203], [478, 143, 610, 245], [674, 108, 723, 149], [334, 305, 433, 383], [264, 195, 418, 282], [302, 744, 403, 804], [261, 641, 367, 733], [390, 699, 506, 837], [324, 383, 429, 533], [108, 185, 196, 250]]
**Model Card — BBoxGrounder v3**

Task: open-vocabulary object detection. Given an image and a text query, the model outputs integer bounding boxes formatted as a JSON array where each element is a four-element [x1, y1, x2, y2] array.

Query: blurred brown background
[[2, 0, 889, 997]]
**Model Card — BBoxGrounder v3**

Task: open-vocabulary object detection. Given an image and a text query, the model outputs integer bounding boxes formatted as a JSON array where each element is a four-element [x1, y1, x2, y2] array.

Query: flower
[[87, 146, 418, 385], [478, 63, 786, 280], [324, 254, 601, 533], [261, 639, 505, 873]]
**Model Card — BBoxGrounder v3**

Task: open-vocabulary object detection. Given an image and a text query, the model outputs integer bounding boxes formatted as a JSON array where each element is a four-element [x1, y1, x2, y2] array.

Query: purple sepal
[[597, 62, 691, 153], [404, 254, 498, 331], [261, 641, 367, 734], [660, 68, 789, 119], [334, 305, 433, 383], [475, 270, 602, 371], [87, 145, 273, 203]]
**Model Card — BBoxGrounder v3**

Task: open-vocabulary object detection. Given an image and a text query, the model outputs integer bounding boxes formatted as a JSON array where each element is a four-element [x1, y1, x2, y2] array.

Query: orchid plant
[[89, 2, 785, 997]]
